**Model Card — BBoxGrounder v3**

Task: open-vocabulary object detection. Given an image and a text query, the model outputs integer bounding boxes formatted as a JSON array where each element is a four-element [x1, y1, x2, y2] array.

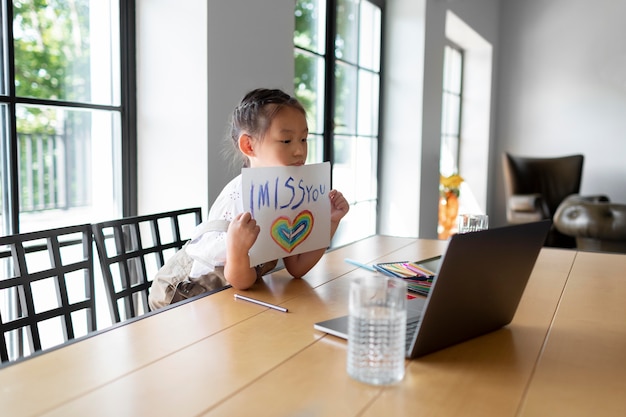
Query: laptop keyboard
[[405, 316, 421, 352]]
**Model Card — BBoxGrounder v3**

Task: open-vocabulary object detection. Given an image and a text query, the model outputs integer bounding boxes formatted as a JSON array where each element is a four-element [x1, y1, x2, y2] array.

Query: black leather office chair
[[92, 207, 202, 323], [502, 153, 584, 247], [0, 224, 96, 363]]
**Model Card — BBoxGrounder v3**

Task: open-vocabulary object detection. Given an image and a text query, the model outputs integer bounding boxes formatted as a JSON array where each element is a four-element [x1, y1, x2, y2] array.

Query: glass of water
[[457, 213, 489, 234], [347, 276, 407, 385]]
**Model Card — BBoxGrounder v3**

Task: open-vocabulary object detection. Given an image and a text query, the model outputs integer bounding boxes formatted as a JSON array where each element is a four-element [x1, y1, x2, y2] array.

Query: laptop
[[314, 220, 551, 358]]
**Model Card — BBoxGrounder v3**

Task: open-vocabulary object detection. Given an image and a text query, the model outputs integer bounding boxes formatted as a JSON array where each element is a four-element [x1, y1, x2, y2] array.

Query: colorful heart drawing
[[270, 210, 314, 253]]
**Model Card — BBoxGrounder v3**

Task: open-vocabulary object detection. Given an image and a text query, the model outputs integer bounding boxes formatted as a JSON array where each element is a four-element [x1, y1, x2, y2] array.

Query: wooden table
[[1, 235, 625, 416]]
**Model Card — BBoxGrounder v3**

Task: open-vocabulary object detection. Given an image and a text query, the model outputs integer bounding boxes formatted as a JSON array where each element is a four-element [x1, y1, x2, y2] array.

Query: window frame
[[0, 0, 137, 236], [318, 0, 385, 166], [294, 0, 385, 245], [440, 40, 464, 177]]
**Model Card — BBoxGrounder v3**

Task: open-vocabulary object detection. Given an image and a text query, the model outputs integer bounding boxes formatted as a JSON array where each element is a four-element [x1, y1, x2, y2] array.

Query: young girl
[[180, 88, 349, 294]]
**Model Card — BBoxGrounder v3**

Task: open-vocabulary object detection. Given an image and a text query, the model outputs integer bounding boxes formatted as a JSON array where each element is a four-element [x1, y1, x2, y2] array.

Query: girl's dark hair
[[229, 88, 306, 167]]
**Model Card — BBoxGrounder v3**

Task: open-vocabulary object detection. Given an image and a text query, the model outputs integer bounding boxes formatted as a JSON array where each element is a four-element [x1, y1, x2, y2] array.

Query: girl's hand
[[224, 212, 259, 290], [283, 190, 349, 279], [227, 212, 260, 255], [329, 189, 349, 223]]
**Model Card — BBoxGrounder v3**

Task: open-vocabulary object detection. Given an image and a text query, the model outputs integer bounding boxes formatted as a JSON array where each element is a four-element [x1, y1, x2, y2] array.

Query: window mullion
[[456, 48, 464, 171], [324, 0, 337, 168], [3, 0, 19, 234], [120, 0, 137, 217]]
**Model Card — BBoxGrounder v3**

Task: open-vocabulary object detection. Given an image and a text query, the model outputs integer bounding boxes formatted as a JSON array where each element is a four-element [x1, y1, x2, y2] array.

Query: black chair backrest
[[91, 207, 202, 324], [0, 224, 96, 363], [503, 153, 584, 217]]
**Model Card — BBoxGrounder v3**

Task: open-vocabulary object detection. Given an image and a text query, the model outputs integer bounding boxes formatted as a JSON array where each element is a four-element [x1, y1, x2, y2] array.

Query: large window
[[0, 0, 136, 237], [0, 1, 135, 353], [437, 42, 464, 239], [294, 0, 383, 246], [440, 42, 464, 178]]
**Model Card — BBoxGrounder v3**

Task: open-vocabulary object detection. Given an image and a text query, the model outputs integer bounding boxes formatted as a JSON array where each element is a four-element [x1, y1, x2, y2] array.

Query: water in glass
[[347, 276, 407, 385]]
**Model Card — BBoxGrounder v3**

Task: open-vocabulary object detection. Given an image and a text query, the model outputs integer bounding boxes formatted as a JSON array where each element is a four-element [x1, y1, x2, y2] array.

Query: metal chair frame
[[0, 224, 95, 363], [92, 207, 202, 324]]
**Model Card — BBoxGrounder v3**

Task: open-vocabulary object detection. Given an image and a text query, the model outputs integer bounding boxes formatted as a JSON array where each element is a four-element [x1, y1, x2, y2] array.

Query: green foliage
[[13, 0, 91, 134], [294, 0, 317, 50], [294, 0, 359, 135], [12, 1, 95, 211], [294, 0, 319, 124]]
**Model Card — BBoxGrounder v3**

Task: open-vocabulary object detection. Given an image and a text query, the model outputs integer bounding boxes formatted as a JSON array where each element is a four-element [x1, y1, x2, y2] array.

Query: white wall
[[136, 0, 209, 216], [491, 0, 626, 226], [380, 0, 500, 239], [136, 0, 625, 239], [446, 10, 493, 216], [207, 0, 295, 207], [378, 0, 426, 238], [136, 0, 501, 238], [136, 0, 294, 217]]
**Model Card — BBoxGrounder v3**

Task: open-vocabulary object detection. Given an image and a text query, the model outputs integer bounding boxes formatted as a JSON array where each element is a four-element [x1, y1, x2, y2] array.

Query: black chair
[[92, 207, 202, 324], [0, 224, 96, 363], [502, 153, 584, 247]]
